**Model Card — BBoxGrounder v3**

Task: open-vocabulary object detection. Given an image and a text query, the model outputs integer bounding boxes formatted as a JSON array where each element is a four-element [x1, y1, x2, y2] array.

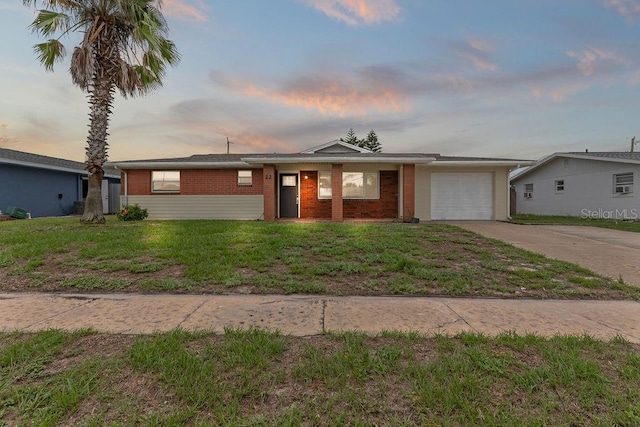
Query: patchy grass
[[1, 329, 639, 425], [512, 214, 640, 232], [0, 217, 638, 299]]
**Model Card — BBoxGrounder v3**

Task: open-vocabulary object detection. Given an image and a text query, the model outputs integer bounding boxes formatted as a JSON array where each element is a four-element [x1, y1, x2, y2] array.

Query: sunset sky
[[1, 0, 639, 162]]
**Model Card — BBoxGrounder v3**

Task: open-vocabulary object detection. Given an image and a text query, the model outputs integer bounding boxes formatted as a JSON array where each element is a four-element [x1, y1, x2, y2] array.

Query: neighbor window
[[555, 180, 565, 192], [151, 171, 180, 192], [524, 183, 533, 199], [238, 170, 252, 186], [614, 172, 633, 194], [318, 171, 379, 199]]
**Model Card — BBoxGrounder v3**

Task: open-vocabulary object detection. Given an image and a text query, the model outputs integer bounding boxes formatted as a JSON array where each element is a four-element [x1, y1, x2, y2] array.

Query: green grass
[[1, 217, 639, 299], [512, 214, 640, 232], [1, 329, 640, 425]]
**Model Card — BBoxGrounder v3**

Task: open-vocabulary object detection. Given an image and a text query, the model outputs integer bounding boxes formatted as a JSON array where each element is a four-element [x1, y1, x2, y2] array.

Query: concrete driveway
[[450, 222, 640, 286]]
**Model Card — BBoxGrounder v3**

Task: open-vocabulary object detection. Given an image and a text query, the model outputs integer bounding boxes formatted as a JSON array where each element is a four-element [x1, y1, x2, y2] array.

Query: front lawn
[[512, 214, 640, 232], [1, 329, 639, 425], [0, 217, 638, 299]]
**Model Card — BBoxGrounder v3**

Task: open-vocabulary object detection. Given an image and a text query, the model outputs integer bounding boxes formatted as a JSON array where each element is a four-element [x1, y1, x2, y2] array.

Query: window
[[238, 170, 252, 186], [555, 180, 565, 192], [614, 173, 633, 194], [317, 171, 379, 199], [563, 159, 570, 168], [524, 183, 533, 199], [318, 171, 332, 198], [151, 171, 180, 192]]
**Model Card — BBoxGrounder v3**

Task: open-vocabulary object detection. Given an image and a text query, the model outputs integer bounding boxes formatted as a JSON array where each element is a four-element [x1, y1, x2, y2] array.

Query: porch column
[[331, 164, 343, 222], [263, 165, 276, 221], [402, 164, 415, 220]]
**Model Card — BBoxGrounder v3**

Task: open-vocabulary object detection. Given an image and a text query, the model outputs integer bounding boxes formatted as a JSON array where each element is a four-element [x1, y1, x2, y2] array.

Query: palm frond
[[33, 40, 66, 71], [30, 9, 71, 36]]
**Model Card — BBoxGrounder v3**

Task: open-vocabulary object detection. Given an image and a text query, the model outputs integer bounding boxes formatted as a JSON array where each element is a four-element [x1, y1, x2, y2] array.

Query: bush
[[117, 204, 148, 221]]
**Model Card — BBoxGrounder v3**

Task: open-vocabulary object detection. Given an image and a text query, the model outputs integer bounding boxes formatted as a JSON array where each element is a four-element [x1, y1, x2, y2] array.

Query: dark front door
[[279, 174, 298, 218]]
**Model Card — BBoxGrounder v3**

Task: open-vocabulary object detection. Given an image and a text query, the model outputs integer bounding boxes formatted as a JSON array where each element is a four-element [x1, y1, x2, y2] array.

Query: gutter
[[428, 161, 535, 167], [241, 156, 437, 164], [1, 158, 120, 179], [106, 161, 256, 169]]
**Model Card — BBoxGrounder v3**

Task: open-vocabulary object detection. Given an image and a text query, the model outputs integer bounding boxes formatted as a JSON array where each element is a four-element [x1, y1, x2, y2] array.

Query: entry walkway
[[1, 293, 639, 342]]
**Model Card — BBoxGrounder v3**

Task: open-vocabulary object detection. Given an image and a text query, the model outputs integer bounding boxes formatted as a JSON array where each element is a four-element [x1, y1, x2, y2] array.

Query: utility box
[[5, 206, 27, 219]]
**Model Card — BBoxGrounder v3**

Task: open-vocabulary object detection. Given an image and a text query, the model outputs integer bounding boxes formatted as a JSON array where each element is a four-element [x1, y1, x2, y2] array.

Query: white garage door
[[431, 173, 493, 220]]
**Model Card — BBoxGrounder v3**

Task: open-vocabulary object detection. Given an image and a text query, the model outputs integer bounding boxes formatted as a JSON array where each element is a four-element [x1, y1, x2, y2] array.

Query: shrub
[[117, 204, 148, 221]]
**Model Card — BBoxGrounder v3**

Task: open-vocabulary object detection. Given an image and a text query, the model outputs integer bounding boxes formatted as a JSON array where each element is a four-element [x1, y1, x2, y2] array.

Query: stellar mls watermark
[[581, 208, 638, 220]]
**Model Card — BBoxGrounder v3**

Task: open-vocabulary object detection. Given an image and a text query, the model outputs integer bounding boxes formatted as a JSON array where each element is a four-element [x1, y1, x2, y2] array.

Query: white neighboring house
[[511, 152, 640, 219]]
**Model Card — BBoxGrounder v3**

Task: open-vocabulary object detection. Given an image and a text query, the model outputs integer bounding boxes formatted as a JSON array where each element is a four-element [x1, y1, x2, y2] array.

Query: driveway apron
[[450, 222, 640, 286]]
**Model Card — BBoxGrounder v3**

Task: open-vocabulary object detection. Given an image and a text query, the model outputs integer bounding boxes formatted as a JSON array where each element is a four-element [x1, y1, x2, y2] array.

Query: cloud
[[213, 70, 408, 116], [604, 0, 640, 17], [567, 48, 626, 76], [449, 37, 498, 71], [162, 0, 208, 23], [300, 0, 400, 26], [532, 81, 591, 102]]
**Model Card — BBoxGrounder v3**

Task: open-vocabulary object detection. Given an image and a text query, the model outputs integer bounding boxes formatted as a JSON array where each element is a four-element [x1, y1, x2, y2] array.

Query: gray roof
[[564, 151, 640, 161], [110, 152, 529, 166], [511, 151, 640, 181], [0, 148, 120, 178]]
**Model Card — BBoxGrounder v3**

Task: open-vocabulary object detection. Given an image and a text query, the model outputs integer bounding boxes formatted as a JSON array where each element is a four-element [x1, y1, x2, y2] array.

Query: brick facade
[[300, 171, 332, 218], [263, 165, 276, 221], [344, 171, 398, 219], [123, 166, 402, 221], [123, 169, 263, 196], [331, 164, 344, 222], [299, 169, 398, 219]]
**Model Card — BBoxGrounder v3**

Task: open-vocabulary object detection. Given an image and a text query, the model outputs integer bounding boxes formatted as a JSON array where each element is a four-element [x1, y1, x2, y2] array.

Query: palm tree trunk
[[81, 73, 113, 224]]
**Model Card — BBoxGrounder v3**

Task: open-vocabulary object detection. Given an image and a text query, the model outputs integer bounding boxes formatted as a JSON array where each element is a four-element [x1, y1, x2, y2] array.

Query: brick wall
[[299, 170, 398, 219], [123, 169, 263, 196], [344, 171, 398, 219], [263, 165, 276, 221], [181, 169, 263, 195], [300, 171, 332, 218], [125, 170, 151, 195]]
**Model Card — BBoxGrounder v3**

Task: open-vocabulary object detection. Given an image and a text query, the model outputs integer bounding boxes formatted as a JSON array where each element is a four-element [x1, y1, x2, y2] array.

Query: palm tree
[[24, 0, 180, 223]]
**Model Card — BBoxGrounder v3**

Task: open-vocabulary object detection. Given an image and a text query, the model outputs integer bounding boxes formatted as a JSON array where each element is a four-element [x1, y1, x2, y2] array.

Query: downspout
[[398, 165, 404, 220], [116, 167, 128, 207]]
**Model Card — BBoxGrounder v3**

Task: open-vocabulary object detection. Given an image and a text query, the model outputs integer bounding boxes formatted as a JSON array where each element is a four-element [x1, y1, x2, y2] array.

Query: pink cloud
[[238, 76, 407, 116], [301, 0, 401, 26], [162, 0, 207, 23], [567, 48, 625, 76], [604, 0, 640, 17], [450, 37, 498, 71]]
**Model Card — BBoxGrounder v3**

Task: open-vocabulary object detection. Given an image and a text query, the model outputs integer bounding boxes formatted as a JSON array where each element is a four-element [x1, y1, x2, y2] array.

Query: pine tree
[[340, 128, 359, 146], [362, 129, 381, 152]]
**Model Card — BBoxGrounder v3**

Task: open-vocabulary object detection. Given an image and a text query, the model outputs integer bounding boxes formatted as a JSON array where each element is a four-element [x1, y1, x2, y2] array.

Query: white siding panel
[[431, 173, 493, 220], [124, 195, 264, 220], [513, 158, 640, 217]]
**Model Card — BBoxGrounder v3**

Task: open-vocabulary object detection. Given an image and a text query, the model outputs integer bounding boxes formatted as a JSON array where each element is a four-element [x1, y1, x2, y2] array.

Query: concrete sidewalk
[[1, 293, 639, 342]]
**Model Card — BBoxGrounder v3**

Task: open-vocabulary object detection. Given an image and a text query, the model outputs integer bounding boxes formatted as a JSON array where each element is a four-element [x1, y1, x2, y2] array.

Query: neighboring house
[[511, 151, 640, 219], [108, 141, 529, 221], [0, 148, 121, 218]]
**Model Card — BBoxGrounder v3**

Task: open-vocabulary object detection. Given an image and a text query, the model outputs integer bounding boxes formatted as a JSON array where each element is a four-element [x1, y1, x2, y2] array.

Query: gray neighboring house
[[511, 152, 640, 219], [0, 148, 121, 218]]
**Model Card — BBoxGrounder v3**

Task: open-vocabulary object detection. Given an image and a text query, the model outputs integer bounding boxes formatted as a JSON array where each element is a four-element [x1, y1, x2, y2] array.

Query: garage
[[431, 172, 493, 220]]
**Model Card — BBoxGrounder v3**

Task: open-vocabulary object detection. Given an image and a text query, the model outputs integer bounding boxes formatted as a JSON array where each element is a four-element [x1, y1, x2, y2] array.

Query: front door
[[279, 174, 298, 218]]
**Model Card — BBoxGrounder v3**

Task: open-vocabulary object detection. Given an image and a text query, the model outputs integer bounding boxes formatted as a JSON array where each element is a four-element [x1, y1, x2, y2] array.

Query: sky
[[1, 0, 640, 162]]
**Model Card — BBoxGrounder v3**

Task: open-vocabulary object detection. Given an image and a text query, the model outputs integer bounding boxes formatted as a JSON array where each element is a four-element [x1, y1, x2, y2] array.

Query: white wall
[[513, 157, 639, 219], [123, 195, 264, 220]]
